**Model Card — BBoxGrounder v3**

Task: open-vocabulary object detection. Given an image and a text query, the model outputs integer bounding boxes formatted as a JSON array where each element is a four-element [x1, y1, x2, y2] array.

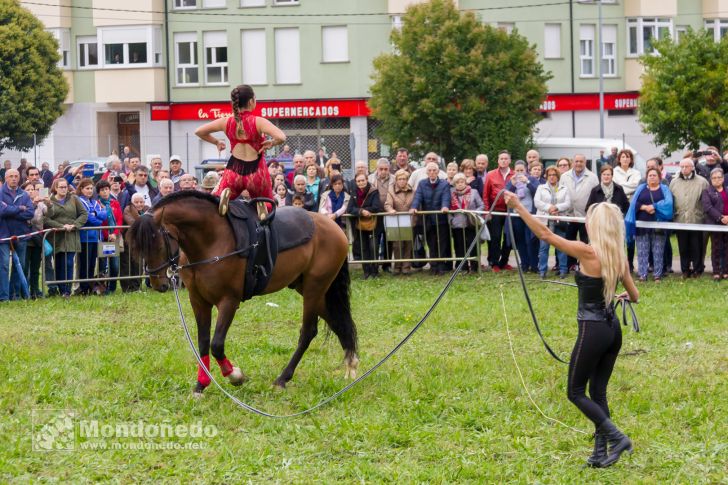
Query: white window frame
[[626, 18, 673, 56], [601, 24, 617, 77], [705, 19, 728, 42], [273, 0, 300, 5], [98, 26, 162, 68], [175, 32, 199, 86], [241, 29, 267, 85], [203, 31, 228, 85], [675, 25, 687, 42], [274, 27, 301, 84], [580, 24, 595, 78], [544, 23, 561, 59], [48, 28, 71, 69], [173, 0, 197, 9], [240, 0, 265, 6], [391, 15, 403, 31], [77, 35, 99, 69], [321, 25, 349, 63]]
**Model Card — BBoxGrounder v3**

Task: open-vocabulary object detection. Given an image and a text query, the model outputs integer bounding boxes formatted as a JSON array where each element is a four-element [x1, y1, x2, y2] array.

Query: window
[[48, 28, 70, 69], [705, 19, 728, 42], [676, 25, 687, 42], [322, 26, 348, 63], [580, 24, 595, 77], [544, 23, 561, 59], [391, 15, 403, 30], [241, 29, 266, 85], [77, 35, 98, 69], [241, 0, 265, 5], [98, 26, 161, 67], [273, 0, 300, 4], [497, 22, 514, 34], [274, 27, 300, 84], [174, 0, 196, 8], [601, 24, 617, 76], [204, 31, 228, 84], [627, 18, 673, 56], [175, 32, 198, 85], [203, 0, 225, 7]]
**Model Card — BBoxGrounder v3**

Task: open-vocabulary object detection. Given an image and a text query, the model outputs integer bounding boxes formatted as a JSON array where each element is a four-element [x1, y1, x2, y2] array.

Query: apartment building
[[14, 0, 728, 168]]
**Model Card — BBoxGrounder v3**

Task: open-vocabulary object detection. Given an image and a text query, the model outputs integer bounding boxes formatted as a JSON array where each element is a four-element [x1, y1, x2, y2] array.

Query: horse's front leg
[[191, 298, 213, 397], [210, 297, 248, 386]]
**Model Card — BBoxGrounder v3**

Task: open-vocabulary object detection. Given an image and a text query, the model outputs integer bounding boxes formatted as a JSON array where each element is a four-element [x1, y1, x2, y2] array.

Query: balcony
[[624, 0, 677, 17], [94, 68, 166, 103], [23, 0, 71, 29], [92, 0, 164, 27]]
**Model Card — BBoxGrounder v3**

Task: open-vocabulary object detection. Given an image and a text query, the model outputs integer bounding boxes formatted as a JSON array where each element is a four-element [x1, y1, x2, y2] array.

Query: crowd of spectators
[[2, 143, 728, 301]]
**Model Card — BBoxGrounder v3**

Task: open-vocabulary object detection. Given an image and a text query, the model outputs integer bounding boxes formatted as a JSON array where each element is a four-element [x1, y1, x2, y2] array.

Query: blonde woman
[[505, 192, 639, 469]]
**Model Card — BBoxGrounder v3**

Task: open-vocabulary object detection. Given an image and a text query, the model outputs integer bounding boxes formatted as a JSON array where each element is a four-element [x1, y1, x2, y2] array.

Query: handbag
[[356, 215, 376, 232]]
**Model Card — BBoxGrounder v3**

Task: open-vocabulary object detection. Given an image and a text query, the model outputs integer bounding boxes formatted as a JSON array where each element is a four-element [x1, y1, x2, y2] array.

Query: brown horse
[[127, 191, 359, 395]]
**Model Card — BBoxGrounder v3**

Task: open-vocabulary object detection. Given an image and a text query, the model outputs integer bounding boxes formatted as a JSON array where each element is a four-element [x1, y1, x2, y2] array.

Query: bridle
[[144, 224, 182, 279]]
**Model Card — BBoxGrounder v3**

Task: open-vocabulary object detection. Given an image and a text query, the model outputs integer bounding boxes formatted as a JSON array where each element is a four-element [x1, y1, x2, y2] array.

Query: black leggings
[[567, 318, 622, 427]]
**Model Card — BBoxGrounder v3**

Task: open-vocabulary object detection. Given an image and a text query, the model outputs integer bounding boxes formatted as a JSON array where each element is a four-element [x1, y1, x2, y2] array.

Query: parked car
[[534, 137, 646, 174]]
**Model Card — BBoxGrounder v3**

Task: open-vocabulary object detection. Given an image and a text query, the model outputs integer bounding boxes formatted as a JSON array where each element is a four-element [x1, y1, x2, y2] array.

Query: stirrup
[[256, 201, 268, 221], [218, 188, 231, 216]]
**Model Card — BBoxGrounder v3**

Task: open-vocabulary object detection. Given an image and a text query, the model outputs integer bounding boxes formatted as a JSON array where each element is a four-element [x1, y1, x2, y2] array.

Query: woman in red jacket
[[195, 85, 286, 216]]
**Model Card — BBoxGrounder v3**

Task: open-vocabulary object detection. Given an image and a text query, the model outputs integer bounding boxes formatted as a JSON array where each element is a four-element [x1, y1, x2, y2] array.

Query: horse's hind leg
[[210, 297, 248, 386], [317, 300, 359, 380], [273, 299, 319, 389]]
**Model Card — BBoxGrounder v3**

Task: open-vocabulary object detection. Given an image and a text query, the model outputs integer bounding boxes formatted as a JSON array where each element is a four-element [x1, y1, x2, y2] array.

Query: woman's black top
[[575, 271, 614, 321]]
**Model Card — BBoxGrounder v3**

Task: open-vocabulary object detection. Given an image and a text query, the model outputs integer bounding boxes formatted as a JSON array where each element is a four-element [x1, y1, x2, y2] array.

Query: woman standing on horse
[[195, 84, 286, 216], [504, 192, 639, 468]]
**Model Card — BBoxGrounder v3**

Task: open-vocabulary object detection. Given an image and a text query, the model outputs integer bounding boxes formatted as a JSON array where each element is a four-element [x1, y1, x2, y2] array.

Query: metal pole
[[598, 0, 605, 139]]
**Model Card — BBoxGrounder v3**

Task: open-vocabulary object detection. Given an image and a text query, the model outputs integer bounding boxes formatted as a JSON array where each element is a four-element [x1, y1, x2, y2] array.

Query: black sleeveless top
[[575, 271, 615, 321]]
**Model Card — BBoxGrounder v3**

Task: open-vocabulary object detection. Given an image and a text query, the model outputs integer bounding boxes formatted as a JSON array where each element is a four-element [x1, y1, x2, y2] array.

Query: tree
[[0, 0, 68, 155], [368, 0, 550, 163], [639, 29, 728, 153]]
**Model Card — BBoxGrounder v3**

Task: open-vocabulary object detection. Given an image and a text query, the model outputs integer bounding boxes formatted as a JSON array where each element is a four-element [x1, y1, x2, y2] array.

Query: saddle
[[227, 201, 315, 301]]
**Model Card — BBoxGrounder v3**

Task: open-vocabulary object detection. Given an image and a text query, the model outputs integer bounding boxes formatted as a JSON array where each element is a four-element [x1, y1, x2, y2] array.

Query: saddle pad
[[273, 206, 315, 252], [226, 202, 315, 254]]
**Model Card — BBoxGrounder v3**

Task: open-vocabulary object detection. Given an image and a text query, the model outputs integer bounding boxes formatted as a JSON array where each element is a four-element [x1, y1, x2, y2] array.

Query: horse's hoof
[[192, 391, 204, 399], [273, 380, 286, 391], [227, 367, 247, 386]]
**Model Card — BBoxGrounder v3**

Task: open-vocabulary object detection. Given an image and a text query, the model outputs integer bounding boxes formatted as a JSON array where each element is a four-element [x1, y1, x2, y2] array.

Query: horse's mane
[[152, 189, 219, 210], [128, 191, 219, 260]]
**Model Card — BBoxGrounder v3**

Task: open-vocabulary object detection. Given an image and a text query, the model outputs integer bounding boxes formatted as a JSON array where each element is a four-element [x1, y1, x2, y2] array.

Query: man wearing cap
[[199, 171, 220, 194], [169, 155, 186, 189]]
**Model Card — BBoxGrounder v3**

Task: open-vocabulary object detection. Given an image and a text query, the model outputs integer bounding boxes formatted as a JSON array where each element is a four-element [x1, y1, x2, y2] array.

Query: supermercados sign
[[538, 92, 640, 112], [151, 99, 371, 121]]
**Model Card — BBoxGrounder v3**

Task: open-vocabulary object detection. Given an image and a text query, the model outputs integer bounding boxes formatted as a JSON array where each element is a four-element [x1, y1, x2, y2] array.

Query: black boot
[[597, 419, 633, 467], [586, 432, 607, 467]]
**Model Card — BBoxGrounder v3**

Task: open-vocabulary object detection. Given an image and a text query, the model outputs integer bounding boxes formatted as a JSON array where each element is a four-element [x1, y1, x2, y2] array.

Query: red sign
[[539, 92, 639, 112], [150, 99, 371, 121]]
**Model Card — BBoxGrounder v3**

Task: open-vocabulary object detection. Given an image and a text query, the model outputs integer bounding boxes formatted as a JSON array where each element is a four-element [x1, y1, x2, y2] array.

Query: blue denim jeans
[[538, 226, 568, 275], [0, 243, 10, 301], [9, 240, 28, 299], [54, 252, 76, 296]]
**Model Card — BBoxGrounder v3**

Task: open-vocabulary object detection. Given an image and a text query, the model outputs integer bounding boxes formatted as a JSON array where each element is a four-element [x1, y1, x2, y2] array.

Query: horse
[[127, 191, 359, 396]]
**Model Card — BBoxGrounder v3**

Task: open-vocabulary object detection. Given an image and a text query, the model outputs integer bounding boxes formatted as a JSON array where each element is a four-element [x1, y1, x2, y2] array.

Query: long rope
[[170, 228, 482, 418], [500, 290, 589, 435]]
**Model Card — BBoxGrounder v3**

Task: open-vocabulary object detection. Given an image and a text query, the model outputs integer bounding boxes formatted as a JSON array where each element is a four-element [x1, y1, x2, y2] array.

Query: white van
[[534, 137, 646, 175]]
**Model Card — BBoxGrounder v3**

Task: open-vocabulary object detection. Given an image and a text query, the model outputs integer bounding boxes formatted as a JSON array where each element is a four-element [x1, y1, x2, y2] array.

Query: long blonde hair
[[586, 202, 626, 304]]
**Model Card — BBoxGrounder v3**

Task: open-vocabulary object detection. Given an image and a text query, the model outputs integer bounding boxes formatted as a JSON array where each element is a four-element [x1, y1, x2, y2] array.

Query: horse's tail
[[324, 261, 358, 354]]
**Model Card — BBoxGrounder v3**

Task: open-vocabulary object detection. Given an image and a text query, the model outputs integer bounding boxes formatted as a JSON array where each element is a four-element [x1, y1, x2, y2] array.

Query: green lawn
[[1, 270, 726, 482]]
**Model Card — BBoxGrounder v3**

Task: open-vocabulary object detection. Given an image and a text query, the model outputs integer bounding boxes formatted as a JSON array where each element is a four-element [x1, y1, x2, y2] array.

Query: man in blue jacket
[[0, 169, 34, 301], [410, 162, 451, 275]]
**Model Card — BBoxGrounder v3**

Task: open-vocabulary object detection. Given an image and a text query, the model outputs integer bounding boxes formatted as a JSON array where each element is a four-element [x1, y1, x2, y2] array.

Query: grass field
[[1, 269, 726, 483]]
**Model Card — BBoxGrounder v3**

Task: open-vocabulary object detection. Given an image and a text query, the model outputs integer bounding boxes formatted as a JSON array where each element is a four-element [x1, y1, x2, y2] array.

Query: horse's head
[[127, 211, 178, 293]]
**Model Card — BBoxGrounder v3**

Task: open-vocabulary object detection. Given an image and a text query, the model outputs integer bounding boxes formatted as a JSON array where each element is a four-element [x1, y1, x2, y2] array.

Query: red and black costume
[[213, 112, 273, 201]]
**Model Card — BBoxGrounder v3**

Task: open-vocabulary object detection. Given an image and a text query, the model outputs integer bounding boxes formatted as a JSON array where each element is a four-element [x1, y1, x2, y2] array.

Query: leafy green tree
[[639, 29, 728, 153], [0, 0, 68, 155], [369, 0, 550, 163]]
